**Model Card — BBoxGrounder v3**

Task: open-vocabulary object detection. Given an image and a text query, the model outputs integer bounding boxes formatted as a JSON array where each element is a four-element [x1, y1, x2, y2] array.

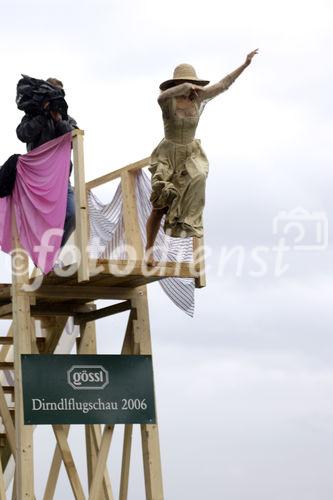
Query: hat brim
[[159, 78, 210, 91]]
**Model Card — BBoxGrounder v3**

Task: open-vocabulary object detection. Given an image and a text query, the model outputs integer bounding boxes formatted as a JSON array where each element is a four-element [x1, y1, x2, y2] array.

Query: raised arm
[[200, 49, 258, 101], [158, 82, 197, 104]]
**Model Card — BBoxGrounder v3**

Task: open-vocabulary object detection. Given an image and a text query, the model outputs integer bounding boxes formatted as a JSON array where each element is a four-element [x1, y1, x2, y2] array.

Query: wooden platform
[[0, 259, 198, 316]]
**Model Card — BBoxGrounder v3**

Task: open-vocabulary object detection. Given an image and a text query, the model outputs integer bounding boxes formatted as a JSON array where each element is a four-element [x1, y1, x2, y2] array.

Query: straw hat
[[159, 63, 209, 91]]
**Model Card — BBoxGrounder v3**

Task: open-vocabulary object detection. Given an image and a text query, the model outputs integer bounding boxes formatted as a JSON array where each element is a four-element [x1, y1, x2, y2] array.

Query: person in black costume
[[16, 77, 77, 247]]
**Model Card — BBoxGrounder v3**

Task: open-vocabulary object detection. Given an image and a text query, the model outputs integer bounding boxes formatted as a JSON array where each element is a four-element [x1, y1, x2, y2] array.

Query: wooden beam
[[193, 236, 206, 288], [86, 157, 150, 190], [0, 303, 12, 318], [74, 301, 131, 325], [0, 337, 14, 346], [0, 384, 16, 458], [88, 425, 114, 500], [120, 169, 164, 499], [73, 130, 89, 283], [52, 425, 85, 500], [42, 317, 68, 355], [31, 303, 95, 317], [121, 171, 144, 258], [119, 425, 133, 500], [0, 284, 11, 303], [0, 362, 14, 370], [71, 129, 84, 138], [31, 285, 135, 301], [88, 259, 197, 279]]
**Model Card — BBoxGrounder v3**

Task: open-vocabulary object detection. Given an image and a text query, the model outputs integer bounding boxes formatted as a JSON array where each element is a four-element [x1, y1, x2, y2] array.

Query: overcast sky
[[1, 0, 333, 499]]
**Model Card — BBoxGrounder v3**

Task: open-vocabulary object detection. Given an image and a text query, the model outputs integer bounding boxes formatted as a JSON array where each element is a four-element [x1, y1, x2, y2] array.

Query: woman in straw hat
[[145, 49, 258, 265]]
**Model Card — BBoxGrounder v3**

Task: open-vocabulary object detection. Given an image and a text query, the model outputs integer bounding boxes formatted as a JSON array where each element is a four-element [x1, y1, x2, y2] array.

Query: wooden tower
[[0, 130, 205, 499]]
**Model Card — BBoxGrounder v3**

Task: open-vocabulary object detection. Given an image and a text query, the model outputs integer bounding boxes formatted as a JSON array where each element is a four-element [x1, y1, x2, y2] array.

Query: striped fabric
[[88, 170, 195, 316]]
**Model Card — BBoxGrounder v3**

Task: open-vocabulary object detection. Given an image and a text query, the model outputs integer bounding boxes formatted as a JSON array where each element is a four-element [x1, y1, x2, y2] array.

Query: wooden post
[[11, 211, 35, 499], [72, 129, 89, 283], [193, 236, 206, 288], [121, 171, 164, 500]]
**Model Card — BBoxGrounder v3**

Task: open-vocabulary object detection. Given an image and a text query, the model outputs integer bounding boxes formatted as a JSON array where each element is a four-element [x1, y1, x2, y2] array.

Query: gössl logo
[[67, 365, 109, 390]]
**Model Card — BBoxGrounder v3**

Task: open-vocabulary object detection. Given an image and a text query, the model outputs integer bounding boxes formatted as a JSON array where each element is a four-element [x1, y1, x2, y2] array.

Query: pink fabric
[[0, 132, 72, 273]]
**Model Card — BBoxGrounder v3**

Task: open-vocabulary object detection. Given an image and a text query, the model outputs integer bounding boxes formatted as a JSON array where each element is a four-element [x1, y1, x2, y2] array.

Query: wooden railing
[[72, 130, 206, 287]]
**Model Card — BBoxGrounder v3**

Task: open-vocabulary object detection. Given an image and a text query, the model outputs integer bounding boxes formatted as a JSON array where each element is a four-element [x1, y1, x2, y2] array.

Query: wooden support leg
[[81, 320, 113, 500], [72, 130, 89, 283], [131, 289, 164, 500], [12, 245, 34, 499], [141, 424, 163, 500], [119, 424, 133, 500], [119, 312, 136, 500], [85, 426, 97, 492]]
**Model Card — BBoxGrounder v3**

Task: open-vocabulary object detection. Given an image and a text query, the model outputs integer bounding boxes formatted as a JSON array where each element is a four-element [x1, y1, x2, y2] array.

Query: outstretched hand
[[245, 49, 259, 65]]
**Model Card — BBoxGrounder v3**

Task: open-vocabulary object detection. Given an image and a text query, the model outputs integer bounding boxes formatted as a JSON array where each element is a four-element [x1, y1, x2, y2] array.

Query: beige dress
[[149, 97, 209, 238]]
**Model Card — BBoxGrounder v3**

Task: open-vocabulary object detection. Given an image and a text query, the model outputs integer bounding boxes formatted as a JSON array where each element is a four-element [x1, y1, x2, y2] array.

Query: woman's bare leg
[[145, 208, 165, 265]]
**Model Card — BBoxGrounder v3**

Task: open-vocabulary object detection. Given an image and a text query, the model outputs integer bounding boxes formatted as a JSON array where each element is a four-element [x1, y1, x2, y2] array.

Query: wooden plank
[[74, 301, 131, 325], [31, 303, 94, 317], [0, 336, 44, 349], [32, 285, 135, 301], [89, 259, 197, 279], [73, 131, 89, 283], [193, 236, 206, 288], [0, 384, 16, 458], [86, 157, 150, 190], [88, 425, 113, 500], [52, 425, 85, 500]]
